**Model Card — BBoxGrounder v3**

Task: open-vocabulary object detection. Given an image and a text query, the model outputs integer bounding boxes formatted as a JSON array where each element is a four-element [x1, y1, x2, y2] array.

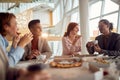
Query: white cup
[[92, 40, 98, 45]]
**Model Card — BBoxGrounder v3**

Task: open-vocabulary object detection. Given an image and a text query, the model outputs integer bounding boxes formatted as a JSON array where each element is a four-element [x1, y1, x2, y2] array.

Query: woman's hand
[[72, 35, 81, 45], [12, 35, 20, 48], [18, 33, 33, 48]]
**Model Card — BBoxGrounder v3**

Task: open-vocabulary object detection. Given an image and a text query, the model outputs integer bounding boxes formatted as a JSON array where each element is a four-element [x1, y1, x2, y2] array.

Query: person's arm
[[100, 49, 120, 56], [8, 33, 33, 66], [100, 38, 120, 56], [8, 46, 24, 67], [41, 39, 52, 59], [62, 37, 76, 55], [23, 45, 39, 60], [1, 34, 24, 66], [22, 45, 29, 60], [0, 33, 33, 67], [74, 36, 82, 52], [86, 42, 95, 54], [94, 36, 120, 56]]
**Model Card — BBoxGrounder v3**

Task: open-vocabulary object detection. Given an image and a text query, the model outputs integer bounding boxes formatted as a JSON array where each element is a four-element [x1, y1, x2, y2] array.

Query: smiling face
[[69, 25, 79, 36], [98, 21, 109, 34], [29, 23, 42, 37], [4, 17, 18, 37]]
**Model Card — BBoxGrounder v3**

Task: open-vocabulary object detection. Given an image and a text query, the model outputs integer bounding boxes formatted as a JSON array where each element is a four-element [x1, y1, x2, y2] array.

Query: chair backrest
[[0, 47, 8, 80]]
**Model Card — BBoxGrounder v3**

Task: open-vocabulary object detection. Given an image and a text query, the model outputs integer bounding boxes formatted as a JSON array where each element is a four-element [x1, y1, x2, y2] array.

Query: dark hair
[[28, 19, 40, 29], [0, 12, 16, 36], [64, 22, 78, 37], [27, 63, 46, 72], [99, 19, 113, 31]]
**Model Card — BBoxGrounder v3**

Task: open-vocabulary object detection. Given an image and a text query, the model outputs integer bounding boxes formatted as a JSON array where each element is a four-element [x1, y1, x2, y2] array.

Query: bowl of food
[[89, 58, 110, 68]]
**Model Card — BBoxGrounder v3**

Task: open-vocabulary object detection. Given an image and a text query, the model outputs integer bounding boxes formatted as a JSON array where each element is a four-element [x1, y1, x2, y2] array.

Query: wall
[[33, 9, 52, 27]]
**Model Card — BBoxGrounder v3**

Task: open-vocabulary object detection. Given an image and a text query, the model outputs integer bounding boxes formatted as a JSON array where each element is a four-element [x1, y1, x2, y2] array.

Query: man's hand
[[27, 50, 41, 60], [94, 44, 102, 53]]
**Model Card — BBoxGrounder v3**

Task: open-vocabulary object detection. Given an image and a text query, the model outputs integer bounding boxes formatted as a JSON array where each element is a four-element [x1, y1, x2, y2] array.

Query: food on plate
[[74, 62, 82, 67], [50, 60, 82, 68], [94, 58, 109, 64], [50, 61, 57, 67], [49, 56, 82, 68]]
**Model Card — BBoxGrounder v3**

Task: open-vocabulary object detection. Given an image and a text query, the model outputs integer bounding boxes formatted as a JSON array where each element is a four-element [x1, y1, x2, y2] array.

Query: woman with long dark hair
[[62, 22, 81, 55]]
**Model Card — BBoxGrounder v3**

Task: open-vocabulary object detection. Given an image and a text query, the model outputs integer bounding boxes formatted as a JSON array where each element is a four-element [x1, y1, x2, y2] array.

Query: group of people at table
[[0, 12, 120, 80]]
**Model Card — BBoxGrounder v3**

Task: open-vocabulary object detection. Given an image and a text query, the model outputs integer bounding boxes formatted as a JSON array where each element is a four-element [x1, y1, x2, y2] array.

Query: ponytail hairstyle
[[109, 23, 113, 31], [99, 19, 113, 31], [64, 22, 78, 37]]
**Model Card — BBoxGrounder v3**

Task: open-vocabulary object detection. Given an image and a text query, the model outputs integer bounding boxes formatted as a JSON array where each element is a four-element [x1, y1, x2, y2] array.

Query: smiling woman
[[0, 12, 33, 66], [62, 22, 81, 55]]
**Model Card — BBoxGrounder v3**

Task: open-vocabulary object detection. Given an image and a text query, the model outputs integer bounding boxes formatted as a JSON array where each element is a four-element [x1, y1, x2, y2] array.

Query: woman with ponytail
[[86, 19, 120, 56], [62, 22, 81, 55]]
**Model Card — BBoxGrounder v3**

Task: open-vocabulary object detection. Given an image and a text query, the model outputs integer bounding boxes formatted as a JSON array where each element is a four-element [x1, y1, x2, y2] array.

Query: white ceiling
[[0, 0, 31, 2], [0, 0, 56, 13]]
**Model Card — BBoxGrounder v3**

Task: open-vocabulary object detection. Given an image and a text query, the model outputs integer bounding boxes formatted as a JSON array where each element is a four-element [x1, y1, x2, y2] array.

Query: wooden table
[[47, 67, 94, 80], [16, 60, 96, 80]]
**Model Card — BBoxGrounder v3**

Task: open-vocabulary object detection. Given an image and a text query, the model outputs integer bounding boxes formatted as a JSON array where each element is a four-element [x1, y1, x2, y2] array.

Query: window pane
[[66, 0, 72, 12], [70, 12, 80, 34], [90, 1, 102, 18], [102, 13, 118, 32], [70, 12, 79, 23], [73, 0, 79, 8], [89, 18, 100, 37], [48, 41, 62, 56], [53, 4, 61, 25], [104, 0, 119, 14]]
